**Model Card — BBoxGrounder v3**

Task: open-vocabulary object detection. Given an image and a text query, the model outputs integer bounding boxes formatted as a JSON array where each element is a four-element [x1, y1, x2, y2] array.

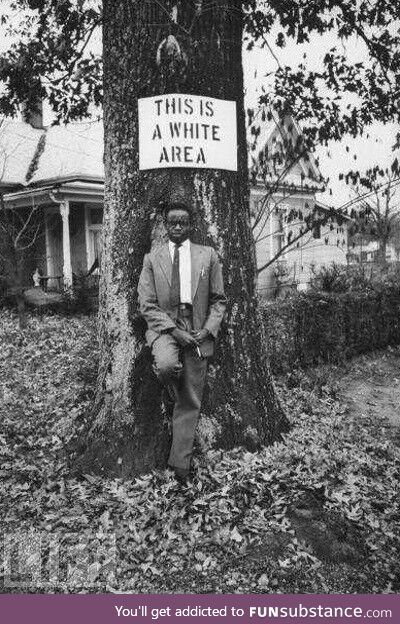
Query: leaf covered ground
[[0, 310, 399, 594]]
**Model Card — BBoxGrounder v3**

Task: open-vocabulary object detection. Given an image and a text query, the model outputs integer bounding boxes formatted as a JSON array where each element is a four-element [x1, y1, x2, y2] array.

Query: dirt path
[[278, 347, 400, 575], [340, 346, 400, 431]]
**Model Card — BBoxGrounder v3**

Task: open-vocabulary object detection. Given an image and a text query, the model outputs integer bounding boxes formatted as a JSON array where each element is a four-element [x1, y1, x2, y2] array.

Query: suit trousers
[[151, 310, 208, 472]]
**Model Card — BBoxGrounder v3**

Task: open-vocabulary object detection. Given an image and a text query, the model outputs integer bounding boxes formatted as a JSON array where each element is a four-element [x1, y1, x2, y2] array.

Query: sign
[[138, 94, 237, 171]]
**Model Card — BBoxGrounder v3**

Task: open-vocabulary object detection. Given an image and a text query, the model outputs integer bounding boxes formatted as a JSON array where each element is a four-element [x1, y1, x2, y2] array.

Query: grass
[[0, 309, 399, 593]]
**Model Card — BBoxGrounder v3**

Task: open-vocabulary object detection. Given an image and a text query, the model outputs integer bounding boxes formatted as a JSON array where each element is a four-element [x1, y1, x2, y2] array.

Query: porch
[[4, 179, 104, 291]]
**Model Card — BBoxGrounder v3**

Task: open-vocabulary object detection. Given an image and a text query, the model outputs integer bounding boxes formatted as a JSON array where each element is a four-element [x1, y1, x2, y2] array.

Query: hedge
[[261, 287, 400, 374]]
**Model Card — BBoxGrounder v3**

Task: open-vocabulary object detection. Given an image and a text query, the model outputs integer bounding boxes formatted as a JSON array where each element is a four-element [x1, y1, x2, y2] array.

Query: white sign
[[138, 94, 237, 171]]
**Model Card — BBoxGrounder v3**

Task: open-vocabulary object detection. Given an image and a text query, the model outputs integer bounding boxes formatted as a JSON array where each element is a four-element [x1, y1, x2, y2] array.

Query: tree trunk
[[76, 0, 288, 477]]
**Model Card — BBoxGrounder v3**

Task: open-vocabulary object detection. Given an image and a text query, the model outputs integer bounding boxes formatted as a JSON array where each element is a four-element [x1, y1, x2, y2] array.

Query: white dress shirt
[[168, 238, 192, 304]]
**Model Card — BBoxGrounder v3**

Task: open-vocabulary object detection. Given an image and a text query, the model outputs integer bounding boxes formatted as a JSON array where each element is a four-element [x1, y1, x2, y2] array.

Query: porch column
[[84, 205, 91, 271], [60, 201, 73, 288], [269, 207, 274, 259], [44, 210, 51, 277]]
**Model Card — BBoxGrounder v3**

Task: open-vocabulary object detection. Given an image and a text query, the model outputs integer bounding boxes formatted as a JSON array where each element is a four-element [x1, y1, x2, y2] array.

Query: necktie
[[170, 243, 181, 308]]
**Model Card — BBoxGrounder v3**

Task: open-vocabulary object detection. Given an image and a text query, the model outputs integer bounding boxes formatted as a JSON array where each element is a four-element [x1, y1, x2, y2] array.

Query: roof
[[0, 118, 104, 188], [248, 113, 325, 193], [4, 180, 104, 208], [315, 200, 353, 222], [0, 119, 43, 186], [1, 112, 323, 194], [31, 122, 104, 185]]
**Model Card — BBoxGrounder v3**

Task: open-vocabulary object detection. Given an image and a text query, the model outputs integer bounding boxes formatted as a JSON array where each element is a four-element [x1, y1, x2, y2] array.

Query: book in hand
[[194, 337, 214, 359]]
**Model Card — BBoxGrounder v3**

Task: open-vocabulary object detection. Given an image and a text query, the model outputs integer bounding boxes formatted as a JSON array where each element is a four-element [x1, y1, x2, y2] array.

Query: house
[[0, 114, 104, 290], [1, 111, 349, 296], [249, 115, 349, 296], [348, 239, 399, 265]]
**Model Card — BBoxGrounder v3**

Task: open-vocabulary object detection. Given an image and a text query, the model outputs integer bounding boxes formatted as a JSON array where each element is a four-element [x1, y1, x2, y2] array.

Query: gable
[[248, 113, 324, 192]]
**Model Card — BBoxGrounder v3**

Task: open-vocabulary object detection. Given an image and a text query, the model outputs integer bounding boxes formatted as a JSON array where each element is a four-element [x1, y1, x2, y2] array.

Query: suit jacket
[[137, 242, 227, 356]]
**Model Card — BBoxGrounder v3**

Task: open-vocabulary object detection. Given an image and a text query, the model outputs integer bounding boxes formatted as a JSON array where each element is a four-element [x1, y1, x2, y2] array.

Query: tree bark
[[76, 0, 288, 477]]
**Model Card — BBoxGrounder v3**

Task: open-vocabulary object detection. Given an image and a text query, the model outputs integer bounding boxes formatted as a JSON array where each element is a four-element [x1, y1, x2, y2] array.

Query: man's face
[[165, 208, 191, 245]]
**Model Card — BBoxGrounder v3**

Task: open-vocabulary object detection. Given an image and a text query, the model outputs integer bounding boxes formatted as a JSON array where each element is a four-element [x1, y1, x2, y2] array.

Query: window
[[90, 207, 103, 225], [271, 140, 285, 172], [90, 230, 102, 264], [140, 1, 164, 25], [86, 205, 103, 271]]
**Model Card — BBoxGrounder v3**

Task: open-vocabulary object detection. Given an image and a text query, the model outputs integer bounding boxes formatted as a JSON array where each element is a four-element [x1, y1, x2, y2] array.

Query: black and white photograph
[[0, 0, 399, 607]]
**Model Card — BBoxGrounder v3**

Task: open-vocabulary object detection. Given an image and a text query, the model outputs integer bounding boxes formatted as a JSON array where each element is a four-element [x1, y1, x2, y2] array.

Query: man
[[138, 201, 227, 482]]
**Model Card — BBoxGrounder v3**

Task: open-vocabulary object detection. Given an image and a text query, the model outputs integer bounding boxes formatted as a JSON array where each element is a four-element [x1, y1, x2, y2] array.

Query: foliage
[[262, 284, 400, 373], [0, 310, 399, 593], [1, 1, 399, 152], [309, 262, 373, 293], [0, 204, 44, 286], [0, 0, 102, 121], [0, 273, 7, 306], [2, 1, 397, 247], [309, 261, 400, 293], [246, 1, 400, 154], [1, 1, 399, 307], [0, 153, 47, 327], [1, 1, 399, 485], [61, 274, 99, 315]]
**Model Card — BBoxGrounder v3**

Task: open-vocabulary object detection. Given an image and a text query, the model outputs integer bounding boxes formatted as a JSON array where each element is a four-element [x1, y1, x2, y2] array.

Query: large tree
[[77, 0, 288, 476], [2, 1, 399, 140], [1, 0, 399, 476]]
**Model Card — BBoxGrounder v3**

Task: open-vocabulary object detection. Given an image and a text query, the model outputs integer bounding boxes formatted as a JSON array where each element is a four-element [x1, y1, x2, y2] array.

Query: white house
[[249, 115, 349, 297], [0, 116, 104, 289], [1, 111, 349, 295], [348, 240, 399, 264]]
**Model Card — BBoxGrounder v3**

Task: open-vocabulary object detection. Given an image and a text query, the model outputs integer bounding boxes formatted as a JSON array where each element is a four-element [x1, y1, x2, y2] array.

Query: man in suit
[[138, 201, 227, 482]]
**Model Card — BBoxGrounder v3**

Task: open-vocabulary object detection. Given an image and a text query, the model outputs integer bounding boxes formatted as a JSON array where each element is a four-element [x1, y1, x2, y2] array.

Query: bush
[[309, 263, 354, 293], [309, 262, 400, 294], [262, 287, 400, 373], [0, 277, 8, 308], [61, 274, 99, 315]]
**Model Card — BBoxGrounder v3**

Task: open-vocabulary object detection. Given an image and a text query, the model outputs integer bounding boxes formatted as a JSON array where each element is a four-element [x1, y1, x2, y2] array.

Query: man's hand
[[172, 328, 199, 348], [191, 328, 209, 344]]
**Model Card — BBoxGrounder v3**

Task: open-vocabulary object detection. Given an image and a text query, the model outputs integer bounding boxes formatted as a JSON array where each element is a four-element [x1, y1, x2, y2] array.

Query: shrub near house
[[263, 265, 400, 373]]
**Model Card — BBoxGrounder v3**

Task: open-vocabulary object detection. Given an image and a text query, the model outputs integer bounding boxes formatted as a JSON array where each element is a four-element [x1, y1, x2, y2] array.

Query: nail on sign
[[138, 94, 237, 171]]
